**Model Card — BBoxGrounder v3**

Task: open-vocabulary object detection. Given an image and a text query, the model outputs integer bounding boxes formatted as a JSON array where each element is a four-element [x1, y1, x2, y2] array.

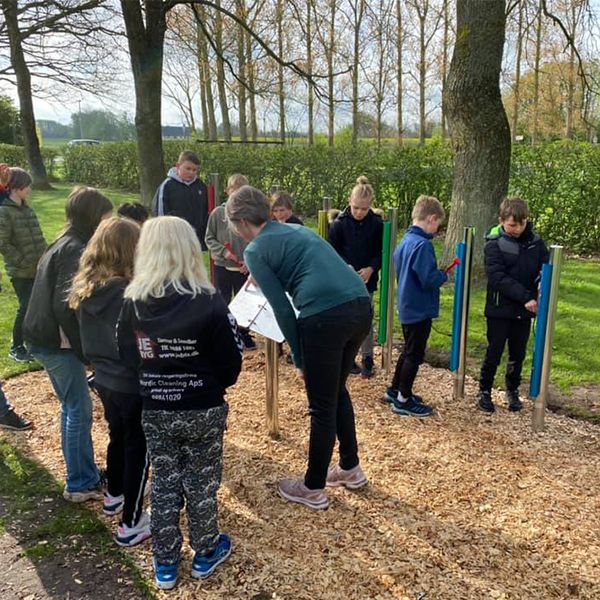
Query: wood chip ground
[[3, 349, 600, 599]]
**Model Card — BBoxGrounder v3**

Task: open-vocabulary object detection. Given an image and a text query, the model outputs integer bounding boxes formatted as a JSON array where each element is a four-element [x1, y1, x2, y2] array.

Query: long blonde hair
[[69, 217, 140, 310], [125, 216, 213, 302]]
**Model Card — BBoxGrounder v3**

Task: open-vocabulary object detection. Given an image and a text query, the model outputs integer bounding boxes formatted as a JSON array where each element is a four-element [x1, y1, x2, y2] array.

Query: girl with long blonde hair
[[69, 216, 151, 547], [118, 216, 243, 590]]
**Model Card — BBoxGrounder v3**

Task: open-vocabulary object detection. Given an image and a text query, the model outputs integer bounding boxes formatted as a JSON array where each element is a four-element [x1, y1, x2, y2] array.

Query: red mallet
[[445, 257, 460, 273], [223, 241, 243, 266]]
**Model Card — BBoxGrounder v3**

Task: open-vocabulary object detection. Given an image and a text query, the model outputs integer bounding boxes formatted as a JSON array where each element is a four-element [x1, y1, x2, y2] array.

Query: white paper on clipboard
[[228, 282, 298, 343]]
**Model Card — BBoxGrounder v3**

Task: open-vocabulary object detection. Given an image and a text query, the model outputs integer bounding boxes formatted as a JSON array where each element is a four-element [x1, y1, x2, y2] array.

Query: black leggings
[[391, 319, 432, 399]]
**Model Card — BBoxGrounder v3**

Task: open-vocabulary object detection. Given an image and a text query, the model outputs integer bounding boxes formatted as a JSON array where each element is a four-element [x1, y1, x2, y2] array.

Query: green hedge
[[62, 140, 600, 253], [0, 143, 59, 179]]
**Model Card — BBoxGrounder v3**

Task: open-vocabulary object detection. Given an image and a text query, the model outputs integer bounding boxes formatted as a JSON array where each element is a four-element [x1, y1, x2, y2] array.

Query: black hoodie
[[117, 288, 243, 411], [484, 221, 549, 320], [327, 207, 383, 293], [24, 227, 88, 359], [78, 278, 138, 394]]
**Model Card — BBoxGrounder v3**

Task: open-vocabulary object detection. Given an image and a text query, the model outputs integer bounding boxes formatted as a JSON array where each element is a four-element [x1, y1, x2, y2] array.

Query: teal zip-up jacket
[[244, 221, 368, 368]]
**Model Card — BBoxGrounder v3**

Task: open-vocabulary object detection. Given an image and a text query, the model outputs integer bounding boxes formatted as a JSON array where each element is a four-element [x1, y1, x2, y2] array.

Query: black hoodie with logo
[[117, 288, 244, 411], [78, 278, 138, 394]]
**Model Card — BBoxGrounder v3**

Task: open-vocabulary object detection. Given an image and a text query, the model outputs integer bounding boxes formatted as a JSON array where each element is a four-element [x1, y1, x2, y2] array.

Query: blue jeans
[[29, 346, 100, 492], [0, 384, 12, 418]]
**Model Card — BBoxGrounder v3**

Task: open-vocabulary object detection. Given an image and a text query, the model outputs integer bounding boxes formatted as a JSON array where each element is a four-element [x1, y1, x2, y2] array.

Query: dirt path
[[2, 352, 600, 599]]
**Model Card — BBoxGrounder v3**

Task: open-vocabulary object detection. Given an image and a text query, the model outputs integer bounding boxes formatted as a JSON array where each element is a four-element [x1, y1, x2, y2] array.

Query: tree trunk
[[511, 1, 523, 142], [196, 7, 217, 140], [246, 30, 258, 141], [565, 3, 577, 139], [443, 0, 511, 269], [418, 8, 426, 145], [351, 0, 365, 146], [1, 0, 50, 189], [532, 0, 542, 145], [307, 1, 314, 145], [214, 0, 232, 141], [121, 0, 166, 206], [276, 0, 286, 143], [441, 0, 449, 138], [199, 59, 210, 139], [327, 0, 336, 147], [396, 0, 403, 145], [236, 1, 248, 142]]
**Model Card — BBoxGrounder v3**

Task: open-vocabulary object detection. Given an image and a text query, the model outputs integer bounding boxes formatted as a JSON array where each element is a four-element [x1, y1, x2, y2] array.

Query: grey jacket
[[204, 205, 248, 269]]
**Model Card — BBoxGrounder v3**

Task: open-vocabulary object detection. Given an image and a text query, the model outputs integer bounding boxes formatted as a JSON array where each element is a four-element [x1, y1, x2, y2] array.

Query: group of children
[[0, 150, 548, 590]]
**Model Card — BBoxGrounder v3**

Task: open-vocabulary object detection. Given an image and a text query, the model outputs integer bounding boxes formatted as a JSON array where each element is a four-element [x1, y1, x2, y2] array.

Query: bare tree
[[276, 0, 286, 142], [396, 0, 404, 144]]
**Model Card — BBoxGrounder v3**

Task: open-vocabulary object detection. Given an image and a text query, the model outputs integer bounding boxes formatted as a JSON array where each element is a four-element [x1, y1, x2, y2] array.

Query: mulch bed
[[3, 349, 600, 599]]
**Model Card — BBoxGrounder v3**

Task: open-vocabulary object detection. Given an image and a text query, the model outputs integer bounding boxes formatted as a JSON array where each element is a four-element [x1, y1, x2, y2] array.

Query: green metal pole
[[382, 208, 398, 374], [378, 221, 392, 345]]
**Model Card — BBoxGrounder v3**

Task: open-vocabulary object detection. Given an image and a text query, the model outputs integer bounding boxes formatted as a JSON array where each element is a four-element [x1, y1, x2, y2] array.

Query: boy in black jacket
[[477, 197, 549, 413], [152, 150, 208, 249], [328, 176, 383, 378]]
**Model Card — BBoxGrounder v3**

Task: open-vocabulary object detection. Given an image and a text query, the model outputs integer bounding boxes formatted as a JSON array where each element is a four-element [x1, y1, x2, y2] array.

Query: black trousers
[[96, 384, 149, 527], [213, 265, 246, 302], [391, 319, 432, 399], [298, 298, 372, 490], [479, 317, 531, 392], [11, 277, 34, 349]]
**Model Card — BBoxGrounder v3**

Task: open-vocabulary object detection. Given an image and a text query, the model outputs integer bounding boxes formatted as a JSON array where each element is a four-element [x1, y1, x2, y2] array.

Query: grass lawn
[[0, 183, 140, 379], [1, 186, 598, 394]]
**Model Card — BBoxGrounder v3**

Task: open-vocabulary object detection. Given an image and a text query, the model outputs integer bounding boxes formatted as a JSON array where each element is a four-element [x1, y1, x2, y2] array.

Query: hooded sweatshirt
[[78, 278, 138, 394], [152, 167, 209, 249], [117, 287, 243, 411], [205, 204, 248, 269]]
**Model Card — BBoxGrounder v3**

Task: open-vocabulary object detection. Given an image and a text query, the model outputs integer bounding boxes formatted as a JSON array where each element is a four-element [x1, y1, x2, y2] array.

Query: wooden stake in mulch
[[265, 337, 280, 439]]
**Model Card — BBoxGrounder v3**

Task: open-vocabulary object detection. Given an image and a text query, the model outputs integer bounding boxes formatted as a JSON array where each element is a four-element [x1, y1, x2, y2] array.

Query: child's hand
[[525, 299, 538, 314], [239, 262, 249, 275], [357, 266, 374, 283]]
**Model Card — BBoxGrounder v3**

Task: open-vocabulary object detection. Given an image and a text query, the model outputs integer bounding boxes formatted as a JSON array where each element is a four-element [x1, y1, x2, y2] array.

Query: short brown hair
[[226, 185, 271, 226], [226, 173, 249, 194], [8, 167, 32, 191], [177, 150, 200, 165], [412, 195, 445, 221], [499, 197, 528, 222], [270, 190, 294, 211], [65, 186, 113, 240]]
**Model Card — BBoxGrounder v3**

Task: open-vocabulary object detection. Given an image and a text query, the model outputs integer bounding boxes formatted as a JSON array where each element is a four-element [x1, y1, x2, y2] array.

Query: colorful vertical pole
[[318, 210, 328, 239], [531, 245, 563, 432], [378, 221, 392, 345], [207, 178, 216, 284], [452, 227, 475, 401], [382, 208, 398, 374], [211, 173, 220, 205], [529, 262, 553, 398]]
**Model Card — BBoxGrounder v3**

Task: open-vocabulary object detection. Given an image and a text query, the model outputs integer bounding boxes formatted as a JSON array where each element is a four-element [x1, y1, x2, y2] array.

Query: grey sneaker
[[326, 464, 368, 489], [63, 483, 104, 503], [277, 478, 329, 510], [0, 409, 32, 431]]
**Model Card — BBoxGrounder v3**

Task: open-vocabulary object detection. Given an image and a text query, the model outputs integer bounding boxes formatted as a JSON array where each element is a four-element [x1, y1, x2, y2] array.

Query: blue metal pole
[[529, 262, 553, 398], [450, 242, 466, 372]]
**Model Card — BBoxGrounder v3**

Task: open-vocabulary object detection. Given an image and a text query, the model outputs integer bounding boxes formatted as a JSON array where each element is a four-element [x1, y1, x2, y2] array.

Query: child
[[270, 190, 304, 225], [69, 217, 150, 547], [152, 150, 208, 248], [0, 381, 32, 431], [117, 216, 243, 590], [24, 186, 113, 502], [0, 167, 47, 362], [477, 197, 549, 413], [118, 202, 149, 224], [205, 174, 255, 350], [328, 176, 383, 378], [384, 195, 447, 417]]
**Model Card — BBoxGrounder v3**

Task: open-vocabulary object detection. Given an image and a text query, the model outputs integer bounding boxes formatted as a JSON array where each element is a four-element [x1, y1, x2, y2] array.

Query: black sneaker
[[242, 332, 257, 351], [477, 390, 495, 413], [349, 362, 361, 376], [8, 346, 34, 363], [392, 396, 433, 417], [506, 389, 523, 412], [360, 356, 374, 379], [0, 410, 33, 431]]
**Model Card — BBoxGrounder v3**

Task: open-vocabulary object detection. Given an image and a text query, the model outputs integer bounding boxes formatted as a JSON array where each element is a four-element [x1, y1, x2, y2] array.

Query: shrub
[[0, 143, 59, 179]]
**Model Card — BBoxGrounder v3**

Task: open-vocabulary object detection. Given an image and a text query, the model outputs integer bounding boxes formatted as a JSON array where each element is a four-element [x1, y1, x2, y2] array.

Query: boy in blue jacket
[[384, 196, 447, 417]]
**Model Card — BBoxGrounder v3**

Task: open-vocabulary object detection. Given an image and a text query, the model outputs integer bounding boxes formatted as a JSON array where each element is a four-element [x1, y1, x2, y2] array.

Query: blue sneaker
[[191, 534, 232, 580], [154, 559, 179, 590], [384, 387, 398, 403], [392, 396, 433, 417]]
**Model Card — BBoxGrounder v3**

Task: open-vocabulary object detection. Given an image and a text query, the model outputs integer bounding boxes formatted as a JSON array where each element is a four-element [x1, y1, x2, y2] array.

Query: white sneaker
[[103, 492, 124, 516], [115, 511, 151, 547]]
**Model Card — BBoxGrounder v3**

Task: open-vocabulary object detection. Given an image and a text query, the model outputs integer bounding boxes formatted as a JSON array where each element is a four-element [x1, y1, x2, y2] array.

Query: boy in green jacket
[[0, 168, 47, 362]]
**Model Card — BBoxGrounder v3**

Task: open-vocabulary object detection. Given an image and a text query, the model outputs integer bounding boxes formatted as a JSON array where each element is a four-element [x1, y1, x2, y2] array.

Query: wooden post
[[265, 338, 280, 439]]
